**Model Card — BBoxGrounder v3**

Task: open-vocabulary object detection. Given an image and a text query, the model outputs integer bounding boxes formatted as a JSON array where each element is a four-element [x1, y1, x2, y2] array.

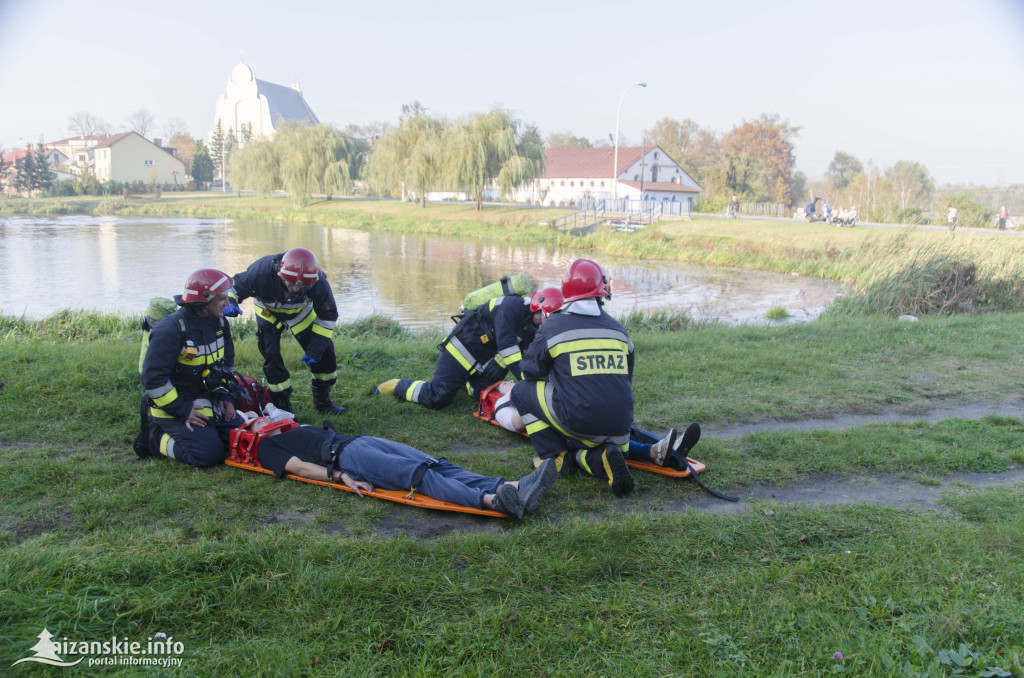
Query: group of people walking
[[139, 250, 687, 517]]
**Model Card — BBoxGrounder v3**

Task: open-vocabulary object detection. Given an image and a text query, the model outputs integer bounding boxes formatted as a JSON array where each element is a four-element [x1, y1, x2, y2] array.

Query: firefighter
[[140, 268, 246, 467], [229, 248, 346, 415], [510, 259, 636, 496], [371, 288, 558, 410]]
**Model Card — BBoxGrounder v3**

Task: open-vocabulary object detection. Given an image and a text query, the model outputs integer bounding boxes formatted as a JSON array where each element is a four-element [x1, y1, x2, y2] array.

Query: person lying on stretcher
[[244, 415, 556, 519], [489, 381, 700, 470]]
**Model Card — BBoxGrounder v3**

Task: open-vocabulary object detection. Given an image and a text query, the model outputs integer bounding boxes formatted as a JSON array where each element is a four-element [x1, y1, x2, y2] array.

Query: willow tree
[[362, 113, 447, 207], [275, 122, 353, 206], [231, 138, 280, 195], [447, 109, 544, 210]]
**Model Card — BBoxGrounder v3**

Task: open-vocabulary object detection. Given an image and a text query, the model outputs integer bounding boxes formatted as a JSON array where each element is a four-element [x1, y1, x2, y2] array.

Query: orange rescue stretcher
[[472, 381, 706, 478], [225, 419, 509, 518]]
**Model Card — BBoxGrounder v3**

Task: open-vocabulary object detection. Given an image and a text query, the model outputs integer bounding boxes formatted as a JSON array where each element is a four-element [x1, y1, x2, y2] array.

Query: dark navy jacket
[[445, 296, 538, 379], [141, 305, 235, 420], [519, 303, 634, 435], [230, 253, 339, 362]]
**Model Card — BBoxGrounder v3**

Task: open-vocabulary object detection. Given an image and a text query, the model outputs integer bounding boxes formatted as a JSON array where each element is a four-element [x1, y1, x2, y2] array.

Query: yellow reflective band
[[311, 323, 333, 338], [503, 352, 522, 365], [534, 382, 601, 448], [525, 420, 551, 435], [311, 370, 336, 381], [444, 342, 474, 371], [549, 338, 629, 358], [405, 382, 423, 401], [196, 406, 214, 417], [153, 388, 178, 407], [159, 433, 172, 458], [569, 350, 629, 376], [290, 313, 316, 335], [601, 451, 615, 486], [149, 406, 174, 419], [577, 450, 594, 475], [268, 379, 292, 392]]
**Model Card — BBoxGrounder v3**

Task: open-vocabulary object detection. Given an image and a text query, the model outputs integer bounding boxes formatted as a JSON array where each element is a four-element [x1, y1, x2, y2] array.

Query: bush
[[946, 192, 993, 229], [896, 206, 926, 225], [50, 182, 76, 197]]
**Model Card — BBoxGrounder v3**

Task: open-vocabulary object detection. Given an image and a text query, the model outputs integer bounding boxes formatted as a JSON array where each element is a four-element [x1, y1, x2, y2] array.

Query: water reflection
[[0, 216, 841, 329]]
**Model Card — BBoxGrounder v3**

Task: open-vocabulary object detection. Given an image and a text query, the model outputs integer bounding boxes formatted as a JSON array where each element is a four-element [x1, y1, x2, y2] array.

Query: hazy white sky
[[1, 0, 1021, 185]]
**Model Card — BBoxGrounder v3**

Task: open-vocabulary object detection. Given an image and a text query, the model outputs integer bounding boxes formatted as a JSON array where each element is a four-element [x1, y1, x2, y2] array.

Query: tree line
[[3, 104, 1018, 226]]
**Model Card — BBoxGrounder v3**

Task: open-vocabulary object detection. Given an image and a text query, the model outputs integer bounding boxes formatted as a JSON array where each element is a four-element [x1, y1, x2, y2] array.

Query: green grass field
[[2, 311, 1023, 675]]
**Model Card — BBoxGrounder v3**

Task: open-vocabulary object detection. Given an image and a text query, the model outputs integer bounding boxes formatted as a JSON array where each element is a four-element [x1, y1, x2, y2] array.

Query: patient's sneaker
[[667, 423, 702, 471], [648, 428, 677, 466], [492, 483, 524, 519], [517, 458, 556, 514]]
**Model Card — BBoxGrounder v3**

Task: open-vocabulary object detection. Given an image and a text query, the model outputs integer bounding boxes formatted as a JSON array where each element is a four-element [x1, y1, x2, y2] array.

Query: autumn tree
[[826, 152, 864, 191], [168, 133, 197, 175], [720, 114, 799, 203], [161, 117, 189, 141]]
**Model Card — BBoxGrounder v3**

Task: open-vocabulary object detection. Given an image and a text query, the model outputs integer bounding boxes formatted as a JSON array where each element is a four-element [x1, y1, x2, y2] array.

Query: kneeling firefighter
[[229, 247, 346, 415], [140, 268, 246, 467], [510, 258, 636, 496], [372, 282, 550, 409]]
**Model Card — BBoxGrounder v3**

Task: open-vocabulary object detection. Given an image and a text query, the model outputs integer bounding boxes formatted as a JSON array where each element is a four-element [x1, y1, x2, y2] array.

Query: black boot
[[312, 381, 347, 415], [271, 390, 293, 413], [132, 394, 152, 458]]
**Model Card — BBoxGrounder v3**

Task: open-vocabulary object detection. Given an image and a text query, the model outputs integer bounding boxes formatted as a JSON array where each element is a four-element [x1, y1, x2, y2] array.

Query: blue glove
[[300, 354, 317, 366], [223, 303, 243, 317]]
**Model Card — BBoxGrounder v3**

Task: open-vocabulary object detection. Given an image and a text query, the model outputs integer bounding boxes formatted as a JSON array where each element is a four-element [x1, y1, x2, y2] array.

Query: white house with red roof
[[514, 145, 701, 208]]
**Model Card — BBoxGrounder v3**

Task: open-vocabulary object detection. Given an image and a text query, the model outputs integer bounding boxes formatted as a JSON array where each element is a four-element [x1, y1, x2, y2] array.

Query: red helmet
[[278, 248, 320, 286], [561, 259, 611, 303], [181, 268, 233, 304], [530, 287, 564, 315]]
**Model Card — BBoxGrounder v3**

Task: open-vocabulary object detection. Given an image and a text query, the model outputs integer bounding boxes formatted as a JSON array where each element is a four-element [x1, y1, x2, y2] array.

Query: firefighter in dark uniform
[[510, 259, 636, 496], [141, 268, 246, 467], [371, 293, 545, 409], [229, 247, 346, 415]]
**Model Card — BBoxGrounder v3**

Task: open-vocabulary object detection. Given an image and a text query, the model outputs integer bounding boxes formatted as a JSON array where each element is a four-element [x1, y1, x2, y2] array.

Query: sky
[[1, 0, 1022, 186]]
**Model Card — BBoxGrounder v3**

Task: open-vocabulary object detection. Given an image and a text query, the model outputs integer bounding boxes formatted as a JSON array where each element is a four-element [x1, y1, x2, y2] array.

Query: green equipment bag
[[461, 273, 532, 312]]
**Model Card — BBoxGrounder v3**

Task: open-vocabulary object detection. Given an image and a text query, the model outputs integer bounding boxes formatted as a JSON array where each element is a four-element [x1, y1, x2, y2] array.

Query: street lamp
[[613, 82, 646, 203]]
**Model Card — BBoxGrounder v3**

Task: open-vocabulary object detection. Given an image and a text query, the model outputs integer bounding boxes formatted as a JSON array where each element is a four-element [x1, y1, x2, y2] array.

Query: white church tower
[[210, 61, 320, 144]]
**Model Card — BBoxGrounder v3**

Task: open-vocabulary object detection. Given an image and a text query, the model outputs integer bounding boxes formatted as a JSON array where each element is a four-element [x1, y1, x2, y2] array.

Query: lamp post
[[612, 82, 646, 204]]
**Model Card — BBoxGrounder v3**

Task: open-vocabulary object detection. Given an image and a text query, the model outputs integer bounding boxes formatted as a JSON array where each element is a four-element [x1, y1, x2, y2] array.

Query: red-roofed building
[[513, 145, 701, 208]]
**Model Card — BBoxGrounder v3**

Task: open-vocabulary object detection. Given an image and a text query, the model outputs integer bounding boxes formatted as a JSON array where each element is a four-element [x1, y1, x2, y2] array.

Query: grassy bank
[[2, 313, 1024, 674], [6, 194, 1024, 316]]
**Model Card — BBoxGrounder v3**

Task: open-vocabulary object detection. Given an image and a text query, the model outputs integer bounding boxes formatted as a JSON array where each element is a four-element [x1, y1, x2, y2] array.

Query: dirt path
[[373, 399, 1024, 537]]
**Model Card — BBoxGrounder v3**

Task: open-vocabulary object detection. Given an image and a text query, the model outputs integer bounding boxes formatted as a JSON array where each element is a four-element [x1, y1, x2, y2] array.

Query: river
[[0, 216, 841, 329]]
